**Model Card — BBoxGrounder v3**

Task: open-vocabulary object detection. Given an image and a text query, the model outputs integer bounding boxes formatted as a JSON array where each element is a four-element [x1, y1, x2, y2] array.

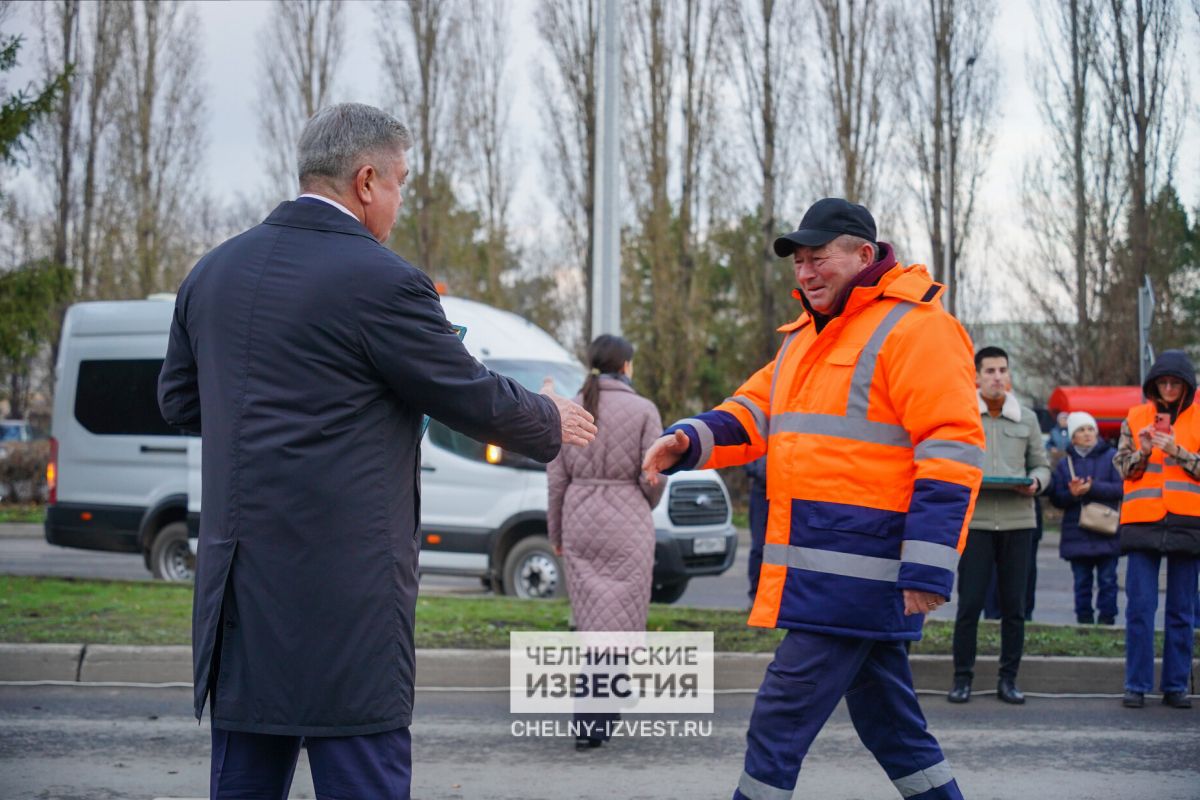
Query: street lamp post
[[590, 0, 621, 338]]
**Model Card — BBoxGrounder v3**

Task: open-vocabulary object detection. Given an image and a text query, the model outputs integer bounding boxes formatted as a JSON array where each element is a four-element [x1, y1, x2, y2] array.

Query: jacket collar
[[263, 200, 380, 243], [779, 260, 943, 334], [978, 390, 1022, 423], [598, 374, 635, 393]]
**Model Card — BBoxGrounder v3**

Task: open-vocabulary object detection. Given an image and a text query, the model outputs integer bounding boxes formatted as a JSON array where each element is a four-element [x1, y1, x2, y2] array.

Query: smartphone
[[1155, 412, 1172, 433]]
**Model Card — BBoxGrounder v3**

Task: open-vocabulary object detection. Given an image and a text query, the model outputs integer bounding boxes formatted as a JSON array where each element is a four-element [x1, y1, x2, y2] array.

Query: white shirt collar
[[298, 193, 359, 222]]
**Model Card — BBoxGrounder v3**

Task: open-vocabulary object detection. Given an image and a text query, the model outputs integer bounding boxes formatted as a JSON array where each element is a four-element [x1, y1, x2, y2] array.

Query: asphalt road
[[0, 684, 1197, 799], [0, 524, 1171, 626]]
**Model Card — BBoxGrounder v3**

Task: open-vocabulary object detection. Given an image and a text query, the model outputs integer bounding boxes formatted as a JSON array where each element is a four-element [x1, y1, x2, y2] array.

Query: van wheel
[[502, 536, 564, 600], [150, 522, 195, 582], [651, 579, 689, 604]]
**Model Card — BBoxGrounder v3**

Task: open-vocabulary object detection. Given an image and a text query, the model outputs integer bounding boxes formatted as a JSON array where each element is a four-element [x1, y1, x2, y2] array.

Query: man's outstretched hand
[[541, 378, 597, 446], [641, 429, 690, 487]]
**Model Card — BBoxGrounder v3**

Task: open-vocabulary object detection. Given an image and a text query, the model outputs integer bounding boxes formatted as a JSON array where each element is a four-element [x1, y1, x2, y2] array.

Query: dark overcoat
[[158, 200, 561, 736], [1048, 441, 1122, 560]]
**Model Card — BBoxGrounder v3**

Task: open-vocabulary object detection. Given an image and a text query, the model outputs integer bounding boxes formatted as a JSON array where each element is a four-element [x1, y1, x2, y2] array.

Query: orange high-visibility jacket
[[1120, 402, 1200, 524], [664, 263, 984, 640]]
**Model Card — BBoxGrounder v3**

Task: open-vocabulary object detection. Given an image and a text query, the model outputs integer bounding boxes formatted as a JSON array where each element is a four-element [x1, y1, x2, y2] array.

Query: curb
[[1, 644, 1194, 693]]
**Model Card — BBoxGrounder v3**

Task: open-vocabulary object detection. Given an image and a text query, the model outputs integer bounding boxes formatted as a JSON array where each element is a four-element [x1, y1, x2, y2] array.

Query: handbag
[[1067, 456, 1120, 536]]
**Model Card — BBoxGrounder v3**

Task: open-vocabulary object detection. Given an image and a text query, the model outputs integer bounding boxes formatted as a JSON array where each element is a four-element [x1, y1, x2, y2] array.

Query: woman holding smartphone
[[1114, 350, 1200, 710]]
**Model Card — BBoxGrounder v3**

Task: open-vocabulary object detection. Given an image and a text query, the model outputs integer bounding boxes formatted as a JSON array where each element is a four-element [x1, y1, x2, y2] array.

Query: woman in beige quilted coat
[[548, 334, 666, 748]]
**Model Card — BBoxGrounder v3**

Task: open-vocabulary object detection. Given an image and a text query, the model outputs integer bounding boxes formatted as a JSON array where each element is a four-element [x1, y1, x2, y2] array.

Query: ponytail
[[581, 368, 602, 420]]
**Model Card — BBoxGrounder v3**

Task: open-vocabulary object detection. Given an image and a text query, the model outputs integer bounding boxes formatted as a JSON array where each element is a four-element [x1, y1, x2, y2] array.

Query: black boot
[[997, 677, 1025, 704], [947, 676, 971, 703], [1122, 690, 1145, 708], [1161, 691, 1193, 709]]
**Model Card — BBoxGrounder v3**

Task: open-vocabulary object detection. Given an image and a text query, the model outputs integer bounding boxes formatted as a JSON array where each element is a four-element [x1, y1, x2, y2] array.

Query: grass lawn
[[0, 504, 44, 524], [3, 575, 1190, 657]]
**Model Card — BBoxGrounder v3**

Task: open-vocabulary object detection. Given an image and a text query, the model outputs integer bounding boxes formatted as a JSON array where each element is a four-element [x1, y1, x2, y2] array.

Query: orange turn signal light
[[80, 512, 93, 522], [426, 533, 442, 545], [485, 444, 502, 464]]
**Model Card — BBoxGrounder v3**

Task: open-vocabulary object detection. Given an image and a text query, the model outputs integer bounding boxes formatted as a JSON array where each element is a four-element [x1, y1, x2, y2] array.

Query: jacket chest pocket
[[794, 346, 863, 410], [998, 426, 1033, 471]]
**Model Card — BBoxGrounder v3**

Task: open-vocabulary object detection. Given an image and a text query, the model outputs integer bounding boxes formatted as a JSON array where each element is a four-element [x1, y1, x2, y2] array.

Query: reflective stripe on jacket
[[665, 263, 984, 640], [1120, 402, 1200, 524]]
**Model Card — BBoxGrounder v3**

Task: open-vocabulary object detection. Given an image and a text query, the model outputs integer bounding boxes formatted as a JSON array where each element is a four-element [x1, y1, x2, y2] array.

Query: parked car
[[49, 296, 738, 601], [0, 419, 31, 461]]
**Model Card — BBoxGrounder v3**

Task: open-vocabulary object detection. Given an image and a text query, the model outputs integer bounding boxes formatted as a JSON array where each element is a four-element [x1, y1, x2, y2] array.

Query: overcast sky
[[3, 0, 1198, 320]]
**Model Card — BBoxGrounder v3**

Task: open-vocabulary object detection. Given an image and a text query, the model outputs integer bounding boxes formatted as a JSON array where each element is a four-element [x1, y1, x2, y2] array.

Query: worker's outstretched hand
[[642, 429, 690, 487]]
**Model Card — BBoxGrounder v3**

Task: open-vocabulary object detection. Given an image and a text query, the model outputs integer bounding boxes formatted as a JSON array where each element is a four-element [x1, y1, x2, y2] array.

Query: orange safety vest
[[1119, 402, 1200, 524], [665, 263, 984, 640]]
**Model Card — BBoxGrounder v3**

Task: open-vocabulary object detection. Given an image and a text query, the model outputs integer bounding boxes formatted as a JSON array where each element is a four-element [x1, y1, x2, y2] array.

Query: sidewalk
[[1, 643, 1194, 695]]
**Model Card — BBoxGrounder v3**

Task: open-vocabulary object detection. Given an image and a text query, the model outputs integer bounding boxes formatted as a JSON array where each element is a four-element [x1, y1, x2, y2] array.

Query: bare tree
[[535, 0, 599, 338], [724, 0, 807, 365], [256, 0, 344, 201], [1019, 0, 1125, 386], [460, 0, 515, 300], [622, 0, 724, 421], [376, 0, 462, 276], [75, 1, 119, 298], [898, 0, 999, 318], [31, 0, 119, 301], [1101, 0, 1181, 287], [112, 0, 207, 297], [808, 0, 897, 208], [34, 0, 78, 270]]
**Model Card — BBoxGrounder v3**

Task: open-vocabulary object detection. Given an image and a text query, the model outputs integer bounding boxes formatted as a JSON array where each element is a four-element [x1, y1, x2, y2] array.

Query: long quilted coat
[[548, 376, 666, 631]]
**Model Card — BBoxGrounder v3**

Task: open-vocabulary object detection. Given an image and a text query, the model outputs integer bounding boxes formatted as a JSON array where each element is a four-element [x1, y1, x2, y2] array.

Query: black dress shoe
[[947, 678, 971, 703], [575, 737, 604, 750], [1122, 690, 1144, 708], [997, 678, 1025, 704], [1161, 691, 1193, 709]]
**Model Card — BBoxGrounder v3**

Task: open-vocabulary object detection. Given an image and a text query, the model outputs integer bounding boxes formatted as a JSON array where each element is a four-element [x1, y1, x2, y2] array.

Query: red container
[[1047, 386, 1144, 440]]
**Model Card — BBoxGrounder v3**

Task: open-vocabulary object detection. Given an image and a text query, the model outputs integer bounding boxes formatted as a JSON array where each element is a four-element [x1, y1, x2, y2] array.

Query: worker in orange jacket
[[644, 198, 984, 800]]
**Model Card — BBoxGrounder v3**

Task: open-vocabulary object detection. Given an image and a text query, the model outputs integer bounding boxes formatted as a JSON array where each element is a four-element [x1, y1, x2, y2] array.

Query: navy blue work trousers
[[1070, 555, 1119, 623], [733, 629, 963, 800], [1124, 550, 1199, 694], [210, 725, 412, 800]]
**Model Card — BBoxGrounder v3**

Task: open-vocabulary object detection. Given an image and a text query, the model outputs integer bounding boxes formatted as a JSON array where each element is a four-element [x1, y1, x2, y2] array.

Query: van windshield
[[485, 359, 585, 399]]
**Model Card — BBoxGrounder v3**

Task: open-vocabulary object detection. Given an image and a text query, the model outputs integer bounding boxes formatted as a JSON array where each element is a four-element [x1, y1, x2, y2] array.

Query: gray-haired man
[[159, 103, 595, 798]]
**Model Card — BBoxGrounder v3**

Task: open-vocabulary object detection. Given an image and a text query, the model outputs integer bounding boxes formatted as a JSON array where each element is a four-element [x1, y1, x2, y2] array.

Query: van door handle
[[140, 445, 187, 454], [420, 464, 436, 472]]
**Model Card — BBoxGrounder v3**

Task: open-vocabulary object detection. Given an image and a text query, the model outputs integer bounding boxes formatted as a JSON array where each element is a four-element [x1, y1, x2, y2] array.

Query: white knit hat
[[1067, 411, 1098, 440]]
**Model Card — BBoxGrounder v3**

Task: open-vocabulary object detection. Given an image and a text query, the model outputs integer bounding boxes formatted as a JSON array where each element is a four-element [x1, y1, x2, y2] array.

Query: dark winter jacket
[[1114, 349, 1200, 556], [1049, 441, 1122, 559]]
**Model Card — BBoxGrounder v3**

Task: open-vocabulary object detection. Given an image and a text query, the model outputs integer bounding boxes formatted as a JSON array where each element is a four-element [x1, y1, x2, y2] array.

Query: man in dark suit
[[158, 103, 596, 799]]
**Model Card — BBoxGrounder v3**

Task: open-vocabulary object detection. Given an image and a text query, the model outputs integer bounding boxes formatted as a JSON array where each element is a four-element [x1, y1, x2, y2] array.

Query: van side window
[[427, 419, 486, 460], [74, 359, 183, 436]]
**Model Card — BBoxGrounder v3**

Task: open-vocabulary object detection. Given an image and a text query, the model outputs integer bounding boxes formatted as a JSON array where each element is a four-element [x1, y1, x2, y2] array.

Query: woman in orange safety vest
[[1113, 350, 1200, 710]]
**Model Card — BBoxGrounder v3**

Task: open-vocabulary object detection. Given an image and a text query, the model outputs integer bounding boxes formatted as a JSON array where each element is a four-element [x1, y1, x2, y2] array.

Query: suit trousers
[[210, 725, 412, 800], [953, 528, 1034, 682], [733, 630, 962, 800]]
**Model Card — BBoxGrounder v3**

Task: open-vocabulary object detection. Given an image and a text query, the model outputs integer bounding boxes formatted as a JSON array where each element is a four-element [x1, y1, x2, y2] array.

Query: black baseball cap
[[773, 198, 877, 257]]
